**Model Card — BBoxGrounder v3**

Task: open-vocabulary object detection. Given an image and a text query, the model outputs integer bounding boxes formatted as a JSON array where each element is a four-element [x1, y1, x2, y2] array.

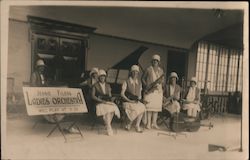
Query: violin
[[169, 112, 213, 132]]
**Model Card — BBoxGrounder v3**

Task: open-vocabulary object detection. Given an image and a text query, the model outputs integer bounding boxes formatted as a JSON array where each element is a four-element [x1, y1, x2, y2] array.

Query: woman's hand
[[193, 100, 199, 104], [105, 101, 114, 105], [102, 100, 108, 104], [142, 100, 149, 104], [130, 100, 137, 103]]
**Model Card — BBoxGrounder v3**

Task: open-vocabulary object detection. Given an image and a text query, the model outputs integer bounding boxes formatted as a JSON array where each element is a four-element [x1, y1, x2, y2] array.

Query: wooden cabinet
[[28, 16, 96, 86]]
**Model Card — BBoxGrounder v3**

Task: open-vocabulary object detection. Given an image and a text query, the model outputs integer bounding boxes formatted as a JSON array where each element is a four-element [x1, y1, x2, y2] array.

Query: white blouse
[[186, 87, 196, 101], [122, 77, 142, 99], [170, 85, 175, 96], [40, 74, 45, 85]]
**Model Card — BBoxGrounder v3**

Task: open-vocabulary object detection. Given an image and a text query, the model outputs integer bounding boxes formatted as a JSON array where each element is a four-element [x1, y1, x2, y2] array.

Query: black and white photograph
[[1, 1, 249, 160]]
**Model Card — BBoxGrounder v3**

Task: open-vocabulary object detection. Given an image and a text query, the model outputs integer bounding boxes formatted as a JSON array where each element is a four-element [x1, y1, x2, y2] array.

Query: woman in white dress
[[142, 54, 164, 129], [182, 77, 201, 119], [121, 65, 146, 132], [163, 72, 181, 115], [92, 69, 120, 136]]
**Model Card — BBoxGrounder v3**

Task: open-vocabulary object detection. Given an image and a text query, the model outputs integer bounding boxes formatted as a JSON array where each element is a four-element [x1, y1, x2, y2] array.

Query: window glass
[[195, 42, 242, 92]]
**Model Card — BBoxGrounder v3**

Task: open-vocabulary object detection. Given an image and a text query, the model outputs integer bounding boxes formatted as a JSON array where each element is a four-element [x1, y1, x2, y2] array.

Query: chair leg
[[32, 121, 39, 129], [47, 125, 58, 137], [75, 125, 84, 139], [91, 116, 97, 130], [163, 118, 171, 129], [157, 117, 164, 125], [120, 114, 128, 129]]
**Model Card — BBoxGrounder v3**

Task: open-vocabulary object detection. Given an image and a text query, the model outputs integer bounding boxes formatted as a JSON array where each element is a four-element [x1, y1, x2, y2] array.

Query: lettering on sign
[[23, 87, 88, 115]]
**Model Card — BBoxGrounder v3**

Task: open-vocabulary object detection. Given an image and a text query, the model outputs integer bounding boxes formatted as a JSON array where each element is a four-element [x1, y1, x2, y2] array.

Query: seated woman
[[91, 69, 120, 136], [80, 67, 99, 114], [121, 65, 146, 133], [163, 72, 181, 115], [80, 67, 99, 87], [182, 77, 201, 120]]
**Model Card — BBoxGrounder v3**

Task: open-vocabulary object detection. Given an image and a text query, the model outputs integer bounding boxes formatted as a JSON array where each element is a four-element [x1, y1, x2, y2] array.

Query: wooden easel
[[47, 114, 83, 142], [24, 87, 87, 142], [33, 114, 83, 142]]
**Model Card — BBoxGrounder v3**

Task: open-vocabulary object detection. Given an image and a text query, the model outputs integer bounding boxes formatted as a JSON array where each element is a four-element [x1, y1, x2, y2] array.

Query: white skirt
[[143, 90, 163, 112], [123, 102, 146, 121], [163, 100, 181, 114], [183, 103, 201, 112], [96, 102, 120, 118]]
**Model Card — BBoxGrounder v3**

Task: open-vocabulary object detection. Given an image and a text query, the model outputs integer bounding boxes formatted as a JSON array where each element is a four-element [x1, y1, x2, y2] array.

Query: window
[[217, 47, 228, 92], [228, 50, 238, 92], [196, 42, 208, 89], [195, 41, 243, 93], [206, 44, 219, 91]]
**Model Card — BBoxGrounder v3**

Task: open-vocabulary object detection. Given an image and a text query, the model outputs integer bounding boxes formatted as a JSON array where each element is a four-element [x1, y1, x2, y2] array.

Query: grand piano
[[79, 46, 148, 95], [105, 46, 148, 95]]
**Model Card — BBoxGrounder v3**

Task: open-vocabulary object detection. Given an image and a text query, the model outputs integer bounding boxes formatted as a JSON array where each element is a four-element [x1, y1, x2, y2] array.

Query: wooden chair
[[112, 94, 128, 129], [157, 78, 187, 129]]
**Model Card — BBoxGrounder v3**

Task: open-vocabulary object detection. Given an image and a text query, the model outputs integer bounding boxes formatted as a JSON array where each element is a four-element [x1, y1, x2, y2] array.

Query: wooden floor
[[3, 113, 248, 160]]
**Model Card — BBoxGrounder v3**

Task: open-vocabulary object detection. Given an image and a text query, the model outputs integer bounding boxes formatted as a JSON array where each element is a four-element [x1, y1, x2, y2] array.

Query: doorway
[[166, 50, 188, 85]]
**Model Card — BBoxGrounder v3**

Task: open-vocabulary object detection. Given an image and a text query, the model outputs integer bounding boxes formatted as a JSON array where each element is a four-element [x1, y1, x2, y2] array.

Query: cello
[[169, 112, 213, 132]]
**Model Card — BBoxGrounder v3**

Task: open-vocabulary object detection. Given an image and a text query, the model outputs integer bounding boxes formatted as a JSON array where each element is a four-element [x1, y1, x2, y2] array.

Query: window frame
[[195, 41, 243, 94]]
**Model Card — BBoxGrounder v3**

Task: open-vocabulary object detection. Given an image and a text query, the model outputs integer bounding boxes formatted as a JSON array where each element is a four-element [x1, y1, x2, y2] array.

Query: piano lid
[[111, 46, 148, 70]]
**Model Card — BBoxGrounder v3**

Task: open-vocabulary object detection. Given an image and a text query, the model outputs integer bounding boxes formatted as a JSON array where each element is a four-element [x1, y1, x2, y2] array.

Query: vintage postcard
[[1, 1, 249, 160]]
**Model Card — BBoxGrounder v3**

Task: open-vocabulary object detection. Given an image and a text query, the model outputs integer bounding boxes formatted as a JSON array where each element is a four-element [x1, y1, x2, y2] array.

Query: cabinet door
[[35, 34, 59, 56], [32, 33, 86, 85], [33, 34, 59, 81], [59, 38, 85, 84], [60, 38, 81, 57]]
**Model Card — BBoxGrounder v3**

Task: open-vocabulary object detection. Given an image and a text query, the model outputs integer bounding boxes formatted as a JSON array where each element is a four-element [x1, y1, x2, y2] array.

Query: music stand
[[157, 123, 187, 139], [157, 131, 187, 139]]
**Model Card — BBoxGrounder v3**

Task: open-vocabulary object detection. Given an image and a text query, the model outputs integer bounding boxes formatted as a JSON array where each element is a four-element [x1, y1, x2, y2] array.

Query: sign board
[[23, 87, 88, 116]]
